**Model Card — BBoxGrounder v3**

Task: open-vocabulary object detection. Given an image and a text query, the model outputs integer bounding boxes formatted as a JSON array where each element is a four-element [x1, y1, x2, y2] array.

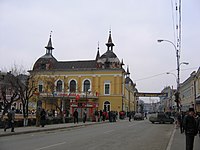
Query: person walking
[[40, 109, 46, 127], [183, 108, 198, 150], [83, 109, 87, 123], [197, 113, 200, 137], [102, 110, 106, 121], [177, 111, 185, 133], [73, 109, 78, 124], [99, 110, 103, 122], [94, 110, 99, 122], [128, 112, 132, 122], [4, 107, 15, 132]]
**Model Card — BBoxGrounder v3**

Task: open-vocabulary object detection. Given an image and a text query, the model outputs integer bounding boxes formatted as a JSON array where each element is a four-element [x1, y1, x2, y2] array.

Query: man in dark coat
[[73, 109, 78, 124], [83, 109, 87, 123], [128, 112, 132, 122], [183, 108, 198, 150], [4, 107, 15, 132], [177, 111, 185, 133], [40, 109, 46, 127]]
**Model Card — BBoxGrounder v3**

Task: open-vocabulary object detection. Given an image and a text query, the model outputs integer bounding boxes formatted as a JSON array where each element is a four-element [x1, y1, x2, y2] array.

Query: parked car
[[149, 112, 174, 124], [133, 113, 144, 120]]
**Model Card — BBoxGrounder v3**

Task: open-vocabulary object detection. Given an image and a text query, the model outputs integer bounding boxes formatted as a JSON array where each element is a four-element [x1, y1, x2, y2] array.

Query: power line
[[135, 67, 198, 82], [171, 0, 176, 44]]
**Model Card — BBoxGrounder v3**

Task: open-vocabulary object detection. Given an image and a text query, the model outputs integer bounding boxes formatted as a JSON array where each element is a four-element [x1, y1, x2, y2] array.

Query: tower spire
[[106, 29, 115, 51], [127, 65, 130, 77], [96, 41, 100, 60], [45, 31, 54, 54]]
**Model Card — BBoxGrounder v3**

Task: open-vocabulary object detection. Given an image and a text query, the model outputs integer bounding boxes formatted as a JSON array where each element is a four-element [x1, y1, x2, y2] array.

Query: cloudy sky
[[0, 0, 199, 100]]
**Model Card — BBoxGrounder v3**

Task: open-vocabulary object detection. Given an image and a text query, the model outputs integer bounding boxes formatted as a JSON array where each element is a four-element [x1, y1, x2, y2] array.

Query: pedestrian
[[177, 111, 184, 133], [99, 110, 103, 122], [73, 109, 78, 124], [94, 110, 99, 122], [113, 111, 117, 122], [4, 107, 15, 132], [40, 109, 46, 127], [128, 112, 132, 122], [196, 113, 200, 137], [108, 111, 112, 122], [144, 112, 147, 119], [36, 107, 41, 127], [83, 109, 87, 123], [102, 110, 106, 121], [183, 108, 198, 150]]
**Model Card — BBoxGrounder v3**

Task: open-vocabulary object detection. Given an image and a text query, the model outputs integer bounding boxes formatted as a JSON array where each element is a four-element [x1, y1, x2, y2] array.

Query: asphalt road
[[0, 119, 174, 150]]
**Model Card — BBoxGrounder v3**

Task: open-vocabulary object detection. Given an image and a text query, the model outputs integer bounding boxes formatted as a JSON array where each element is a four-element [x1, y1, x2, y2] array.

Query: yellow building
[[29, 31, 136, 118]]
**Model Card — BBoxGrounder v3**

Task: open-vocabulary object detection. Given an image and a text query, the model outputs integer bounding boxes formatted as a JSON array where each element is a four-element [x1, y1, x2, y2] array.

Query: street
[[0, 119, 175, 150]]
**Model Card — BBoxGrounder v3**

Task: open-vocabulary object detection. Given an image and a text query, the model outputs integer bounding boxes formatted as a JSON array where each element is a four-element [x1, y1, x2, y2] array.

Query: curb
[[0, 121, 109, 137]]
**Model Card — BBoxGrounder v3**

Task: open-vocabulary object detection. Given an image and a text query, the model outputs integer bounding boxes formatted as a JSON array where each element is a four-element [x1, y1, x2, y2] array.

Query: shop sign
[[70, 102, 78, 107]]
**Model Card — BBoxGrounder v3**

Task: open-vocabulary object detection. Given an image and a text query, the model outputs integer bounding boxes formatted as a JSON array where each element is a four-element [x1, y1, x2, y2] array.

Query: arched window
[[70, 80, 76, 93], [56, 80, 62, 92], [104, 101, 110, 112], [83, 80, 90, 92]]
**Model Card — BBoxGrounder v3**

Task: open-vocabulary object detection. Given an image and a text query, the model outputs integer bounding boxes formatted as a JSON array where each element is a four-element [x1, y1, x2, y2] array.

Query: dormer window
[[40, 64, 46, 70]]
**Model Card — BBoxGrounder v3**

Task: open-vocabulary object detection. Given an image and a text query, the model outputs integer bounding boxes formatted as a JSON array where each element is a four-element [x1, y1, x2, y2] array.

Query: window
[[38, 81, 43, 93], [40, 64, 46, 70], [70, 80, 76, 93], [104, 83, 110, 95], [56, 80, 62, 92], [39, 84, 43, 92], [104, 101, 110, 112], [83, 80, 90, 92]]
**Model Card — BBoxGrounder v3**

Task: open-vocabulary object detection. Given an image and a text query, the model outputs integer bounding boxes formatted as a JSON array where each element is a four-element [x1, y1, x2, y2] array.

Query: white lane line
[[166, 128, 176, 150], [128, 124, 134, 127], [34, 142, 66, 150], [104, 130, 114, 134]]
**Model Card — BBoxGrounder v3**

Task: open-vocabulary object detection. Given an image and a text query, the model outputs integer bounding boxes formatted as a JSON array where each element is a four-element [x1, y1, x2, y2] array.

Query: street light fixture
[[180, 62, 189, 65], [157, 39, 189, 111]]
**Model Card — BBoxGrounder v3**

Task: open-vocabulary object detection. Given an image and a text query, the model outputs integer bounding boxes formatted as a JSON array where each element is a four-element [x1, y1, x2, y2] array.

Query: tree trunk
[[23, 117, 28, 126], [22, 102, 29, 126]]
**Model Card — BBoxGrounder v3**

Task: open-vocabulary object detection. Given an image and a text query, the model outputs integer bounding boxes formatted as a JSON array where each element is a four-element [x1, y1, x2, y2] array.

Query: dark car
[[133, 113, 144, 120], [149, 112, 174, 124]]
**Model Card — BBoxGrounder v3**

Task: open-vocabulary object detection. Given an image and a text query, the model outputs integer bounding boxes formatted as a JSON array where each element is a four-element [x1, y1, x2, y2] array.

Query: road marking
[[104, 130, 114, 134], [34, 142, 66, 150], [128, 124, 135, 127], [166, 128, 176, 150]]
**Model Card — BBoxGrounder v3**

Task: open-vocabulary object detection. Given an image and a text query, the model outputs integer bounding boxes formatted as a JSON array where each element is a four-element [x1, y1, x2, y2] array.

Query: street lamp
[[157, 39, 188, 111], [166, 72, 177, 79]]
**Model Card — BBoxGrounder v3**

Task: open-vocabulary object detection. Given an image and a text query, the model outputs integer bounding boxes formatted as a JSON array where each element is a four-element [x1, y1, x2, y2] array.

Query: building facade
[[29, 31, 136, 118], [194, 67, 200, 112], [179, 68, 200, 112]]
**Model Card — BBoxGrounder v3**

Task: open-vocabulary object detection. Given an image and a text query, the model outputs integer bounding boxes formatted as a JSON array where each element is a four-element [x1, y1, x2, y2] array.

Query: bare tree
[[0, 65, 37, 126], [0, 72, 20, 120], [17, 74, 37, 126]]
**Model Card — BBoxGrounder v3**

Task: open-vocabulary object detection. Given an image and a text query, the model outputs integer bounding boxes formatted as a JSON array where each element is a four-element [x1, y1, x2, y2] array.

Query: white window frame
[[104, 81, 110, 95]]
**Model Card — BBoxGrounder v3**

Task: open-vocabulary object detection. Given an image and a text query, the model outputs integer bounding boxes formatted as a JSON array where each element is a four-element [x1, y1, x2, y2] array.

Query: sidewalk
[[169, 127, 200, 150], [0, 121, 107, 137]]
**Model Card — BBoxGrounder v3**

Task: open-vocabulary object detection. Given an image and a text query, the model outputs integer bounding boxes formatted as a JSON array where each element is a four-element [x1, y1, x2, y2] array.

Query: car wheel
[[152, 121, 154, 124]]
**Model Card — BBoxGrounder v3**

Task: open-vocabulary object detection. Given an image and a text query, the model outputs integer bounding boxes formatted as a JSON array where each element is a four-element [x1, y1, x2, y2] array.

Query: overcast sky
[[0, 0, 199, 101]]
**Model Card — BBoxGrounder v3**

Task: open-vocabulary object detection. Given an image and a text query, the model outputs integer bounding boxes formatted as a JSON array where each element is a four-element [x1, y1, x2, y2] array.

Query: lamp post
[[128, 81, 131, 112], [158, 39, 188, 111]]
